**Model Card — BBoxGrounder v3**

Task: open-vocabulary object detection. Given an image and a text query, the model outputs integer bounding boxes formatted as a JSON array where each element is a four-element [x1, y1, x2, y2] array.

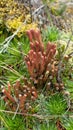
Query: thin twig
[[0, 110, 73, 119], [29, 0, 32, 22], [68, 52, 73, 56], [57, 30, 73, 83], [12, 104, 19, 120]]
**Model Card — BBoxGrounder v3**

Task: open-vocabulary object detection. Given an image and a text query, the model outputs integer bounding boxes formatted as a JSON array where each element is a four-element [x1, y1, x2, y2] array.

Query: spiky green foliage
[[0, 112, 25, 130], [42, 26, 60, 43], [62, 118, 73, 130], [34, 93, 67, 117], [46, 93, 67, 115], [0, 36, 30, 85]]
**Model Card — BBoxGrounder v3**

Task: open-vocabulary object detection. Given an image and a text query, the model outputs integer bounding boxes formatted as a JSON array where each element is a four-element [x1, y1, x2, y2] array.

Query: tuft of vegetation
[[46, 93, 67, 115], [42, 26, 60, 43]]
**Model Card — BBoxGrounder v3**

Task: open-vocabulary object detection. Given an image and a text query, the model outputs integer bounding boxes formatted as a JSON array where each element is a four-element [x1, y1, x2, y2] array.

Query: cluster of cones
[[2, 78, 37, 112], [2, 29, 65, 112]]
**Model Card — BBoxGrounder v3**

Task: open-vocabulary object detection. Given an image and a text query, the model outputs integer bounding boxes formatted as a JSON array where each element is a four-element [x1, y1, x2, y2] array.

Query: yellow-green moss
[[0, 0, 37, 36]]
